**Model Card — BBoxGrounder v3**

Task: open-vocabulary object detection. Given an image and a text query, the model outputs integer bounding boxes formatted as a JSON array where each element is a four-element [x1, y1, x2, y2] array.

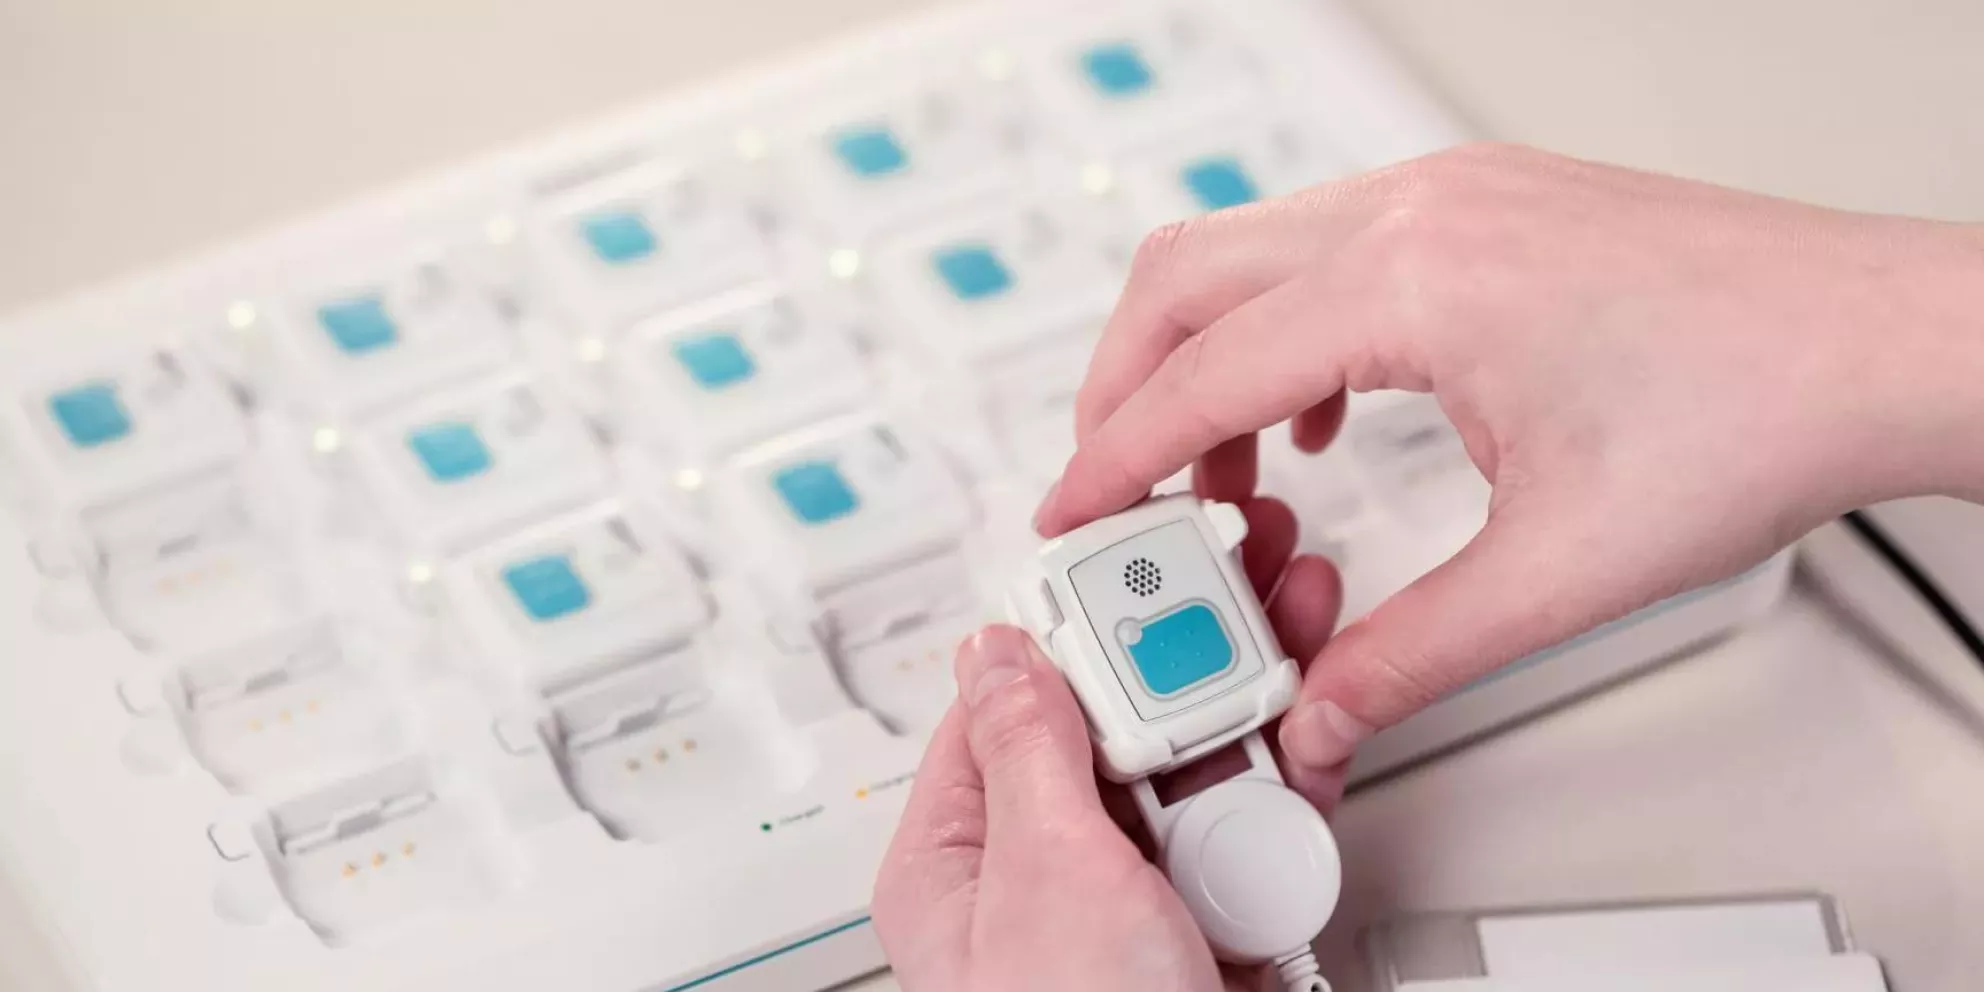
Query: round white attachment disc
[[1162, 778, 1342, 965]]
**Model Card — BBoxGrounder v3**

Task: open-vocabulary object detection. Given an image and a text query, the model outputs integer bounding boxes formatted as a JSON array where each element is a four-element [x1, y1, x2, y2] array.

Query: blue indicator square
[[1181, 157, 1261, 211], [831, 126, 909, 178], [580, 210, 659, 265], [47, 381, 132, 449], [317, 295, 400, 355], [502, 554, 592, 623], [406, 421, 493, 483], [1080, 42, 1155, 97], [932, 244, 1014, 301], [1122, 602, 1235, 696], [671, 331, 758, 390], [772, 460, 859, 526]]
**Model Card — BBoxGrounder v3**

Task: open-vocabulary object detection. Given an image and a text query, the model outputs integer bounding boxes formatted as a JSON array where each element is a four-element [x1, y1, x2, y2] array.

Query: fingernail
[[958, 629, 1033, 705], [1031, 481, 1061, 534], [1280, 701, 1374, 768]]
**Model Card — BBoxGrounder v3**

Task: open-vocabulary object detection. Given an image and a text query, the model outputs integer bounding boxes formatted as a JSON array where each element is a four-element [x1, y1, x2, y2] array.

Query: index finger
[[1075, 176, 1398, 442], [1040, 273, 1362, 535]]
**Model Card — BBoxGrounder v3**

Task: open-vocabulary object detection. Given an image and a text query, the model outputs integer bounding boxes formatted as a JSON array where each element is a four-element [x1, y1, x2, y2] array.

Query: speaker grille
[[1124, 557, 1162, 597]]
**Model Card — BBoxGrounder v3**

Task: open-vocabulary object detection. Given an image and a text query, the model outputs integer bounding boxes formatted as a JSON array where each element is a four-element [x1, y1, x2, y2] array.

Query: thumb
[[1278, 502, 1635, 772], [955, 625, 1107, 838]]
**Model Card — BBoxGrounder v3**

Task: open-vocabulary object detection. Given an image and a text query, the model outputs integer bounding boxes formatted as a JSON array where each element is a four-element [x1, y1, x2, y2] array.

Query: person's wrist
[[1892, 220, 1984, 503], [1800, 216, 1984, 511]]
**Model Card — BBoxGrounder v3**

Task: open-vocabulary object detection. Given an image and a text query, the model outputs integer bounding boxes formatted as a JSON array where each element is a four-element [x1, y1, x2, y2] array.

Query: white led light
[[311, 427, 342, 455], [827, 249, 862, 280], [735, 129, 769, 162], [575, 335, 608, 364], [405, 561, 435, 585], [977, 48, 1015, 82], [226, 302, 258, 330], [673, 468, 705, 492], [1080, 162, 1116, 196], [484, 214, 518, 246]]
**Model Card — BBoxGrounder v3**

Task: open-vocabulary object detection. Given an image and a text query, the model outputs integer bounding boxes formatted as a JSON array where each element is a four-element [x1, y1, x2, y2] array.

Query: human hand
[[873, 499, 1343, 992], [1033, 142, 1984, 779]]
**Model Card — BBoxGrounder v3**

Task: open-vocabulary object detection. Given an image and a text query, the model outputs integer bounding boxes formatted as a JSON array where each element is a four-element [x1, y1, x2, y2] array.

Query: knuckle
[[1156, 332, 1227, 434], [1128, 220, 1193, 285], [1362, 648, 1449, 715]]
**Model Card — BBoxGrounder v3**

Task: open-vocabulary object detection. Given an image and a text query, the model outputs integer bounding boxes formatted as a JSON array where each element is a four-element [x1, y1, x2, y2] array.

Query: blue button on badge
[[48, 381, 133, 449], [580, 210, 659, 265], [1181, 157, 1261, 211], [1080, 42, 1155, 97], [317, 295, 400, 355], [772, 460, 860, 525], [831, 126, 910, 178], [502, 554, 593, 623], [672, 331, 758, 390], [407, 421, 494, 483], [1121, 601, 1235, 696], [932, 244, 1014, 301]]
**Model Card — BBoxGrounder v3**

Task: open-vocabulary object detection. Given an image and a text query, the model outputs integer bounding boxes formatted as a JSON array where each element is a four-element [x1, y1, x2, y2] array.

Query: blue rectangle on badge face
[[48, 381, 133, 449], [772, 460, 859, 525], [502, 554, 592, 623], [831, 125, 909, 178], [317, 295, 400, 355], [1081, 42, 1155, 97], [1181, 157, 1261, 211], [672, 331, 758, 390], [407, 421, 493, 483], [1122, 602, 1235, 696], [932, 244, 1014, 301], [580, 209, 659, 264]]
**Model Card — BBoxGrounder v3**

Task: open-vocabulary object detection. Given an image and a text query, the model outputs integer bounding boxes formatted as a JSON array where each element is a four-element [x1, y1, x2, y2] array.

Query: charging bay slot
[[817, 554, 982, 735], [441, 501, 811, 841], [172, 621, 407, 797], [78, 474, 307, 655], [258, 759, 518, 944], [977, 325, 1101, 493], [547, 654, 796, 844], [717, 416, 982, 733]]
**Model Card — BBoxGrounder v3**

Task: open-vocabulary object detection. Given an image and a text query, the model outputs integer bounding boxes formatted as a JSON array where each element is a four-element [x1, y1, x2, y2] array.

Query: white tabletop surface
[[4, 1, 1983, 990]]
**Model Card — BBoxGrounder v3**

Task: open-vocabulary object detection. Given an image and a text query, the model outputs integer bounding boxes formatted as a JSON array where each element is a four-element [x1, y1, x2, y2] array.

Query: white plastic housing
[[1113, 115, 1354, 228], [1, 342, 247, 514], [437, 499, 713, 697], [242, 249, 517, 421], [339, 372, 612, 556], [771, 76, 1037, 241], [1010, 493, 1300, 780], [716, 414, 976, 599], [1021, 4, 1271, 153], [528, 161, 777, 337], [605, 285, 871, 464], [867, 193, 1123, 365]]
